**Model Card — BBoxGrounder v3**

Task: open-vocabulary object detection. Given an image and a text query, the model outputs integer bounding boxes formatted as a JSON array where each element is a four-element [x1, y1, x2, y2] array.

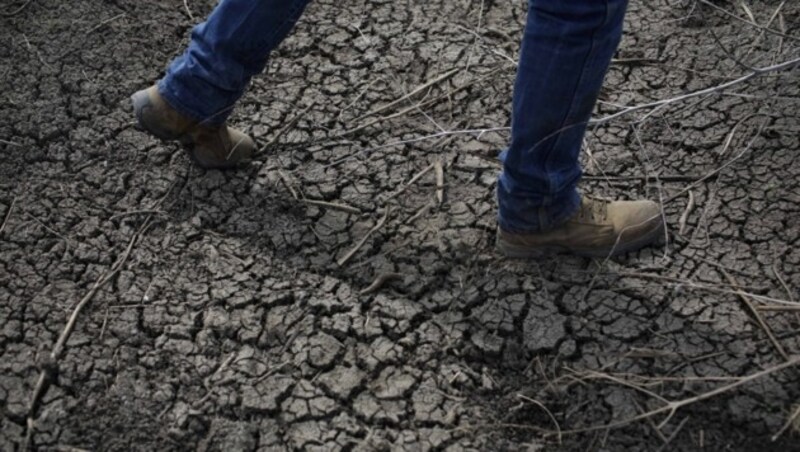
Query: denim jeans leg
[[497, 0, 628, 233], [158, 0, 313, 125]]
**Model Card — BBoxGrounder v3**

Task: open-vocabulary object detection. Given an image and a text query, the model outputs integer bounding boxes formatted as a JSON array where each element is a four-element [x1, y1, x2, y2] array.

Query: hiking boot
[[497, 196, 663, 258], [131, 86, 255, 169]]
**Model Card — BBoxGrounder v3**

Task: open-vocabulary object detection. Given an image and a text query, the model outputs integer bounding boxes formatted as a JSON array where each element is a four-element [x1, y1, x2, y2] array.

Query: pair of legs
[[135, 0, 663, 256]]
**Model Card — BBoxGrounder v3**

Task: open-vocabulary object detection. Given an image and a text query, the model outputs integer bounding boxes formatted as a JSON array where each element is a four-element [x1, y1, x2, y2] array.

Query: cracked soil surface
[[2, 0, 800, 450]]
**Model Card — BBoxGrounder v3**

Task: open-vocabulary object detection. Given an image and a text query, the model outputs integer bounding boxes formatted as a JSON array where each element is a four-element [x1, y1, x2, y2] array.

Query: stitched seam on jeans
[[542, 3, 608, 199]]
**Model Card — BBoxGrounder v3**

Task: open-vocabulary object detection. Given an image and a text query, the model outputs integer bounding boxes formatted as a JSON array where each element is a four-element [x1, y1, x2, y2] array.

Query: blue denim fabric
[[159, 0, 312, 124], [498, 0, 628, 232], [158, 0, 627, 231]]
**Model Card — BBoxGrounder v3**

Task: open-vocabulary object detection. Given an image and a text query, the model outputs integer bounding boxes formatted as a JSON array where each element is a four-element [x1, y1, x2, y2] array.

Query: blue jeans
[[159, 0, 627, 232]]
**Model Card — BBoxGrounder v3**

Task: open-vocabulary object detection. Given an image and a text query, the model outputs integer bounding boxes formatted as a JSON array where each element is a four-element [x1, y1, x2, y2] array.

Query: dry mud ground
[[2, 0, 800, 450]]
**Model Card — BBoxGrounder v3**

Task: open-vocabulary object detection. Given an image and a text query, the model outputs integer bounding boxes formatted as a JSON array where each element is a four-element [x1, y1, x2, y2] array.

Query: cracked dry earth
[[2, 0, 800, 450]]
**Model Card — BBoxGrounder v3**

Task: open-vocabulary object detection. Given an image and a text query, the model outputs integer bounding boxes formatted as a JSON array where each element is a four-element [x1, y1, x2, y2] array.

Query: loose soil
[[2, 0, 800, 450]]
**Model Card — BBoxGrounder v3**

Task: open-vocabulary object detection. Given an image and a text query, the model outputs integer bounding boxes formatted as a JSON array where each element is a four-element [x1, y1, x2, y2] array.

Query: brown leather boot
[[497, 196, 664, 258], [131, 86, 255, 169]]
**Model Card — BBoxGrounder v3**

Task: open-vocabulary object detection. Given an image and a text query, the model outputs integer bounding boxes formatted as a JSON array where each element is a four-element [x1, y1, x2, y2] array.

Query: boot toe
[[189, 127, 255, 169], [228, 127, 255, 160], [611, 200, 664, 246]]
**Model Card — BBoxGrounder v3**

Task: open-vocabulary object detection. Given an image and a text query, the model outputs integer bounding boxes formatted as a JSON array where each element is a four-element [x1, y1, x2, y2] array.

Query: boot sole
[[497, 222, 664, 259]]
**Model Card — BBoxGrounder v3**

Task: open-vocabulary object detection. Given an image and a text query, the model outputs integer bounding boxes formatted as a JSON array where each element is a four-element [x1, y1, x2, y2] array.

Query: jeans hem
[[157, 78, 230, 126], [497, 190, 581, 234]]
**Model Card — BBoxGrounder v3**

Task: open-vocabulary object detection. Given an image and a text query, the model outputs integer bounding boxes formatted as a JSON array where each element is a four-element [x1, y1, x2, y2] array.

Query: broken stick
[[721, 269, 789, 362], [359, 272, 403, 295], [435, 159, 444, 205], [337, 208, 390, 267], [24, 216, 153, 450]]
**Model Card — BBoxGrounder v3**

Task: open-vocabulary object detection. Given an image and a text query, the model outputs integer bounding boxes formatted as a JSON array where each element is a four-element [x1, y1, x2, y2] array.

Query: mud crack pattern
[[2, 0, 800, 450]]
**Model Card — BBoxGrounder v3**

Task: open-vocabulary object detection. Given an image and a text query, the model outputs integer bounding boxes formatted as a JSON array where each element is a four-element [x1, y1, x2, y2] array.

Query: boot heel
[[131, 89, 180, 141]]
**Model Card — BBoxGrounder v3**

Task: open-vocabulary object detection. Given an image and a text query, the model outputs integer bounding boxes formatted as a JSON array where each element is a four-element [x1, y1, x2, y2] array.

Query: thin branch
[[406, 201, 434, 224], [517, 394, 562, 444], [663, 122, 763, 204], [655, 416, 690, 452], [583, 174, 700, 182], [0, 138, 22, 146], [338, 70, 494, 138], [24, 216, 153, 450], [710, 29, 754, 71], [319, 127, 509, 171], [302, 199, 361, 215], [382, 162, 435, 203], [552, 357, 800, 437], [1, 0, 33, 17], [318, 56, 796, 170], [772, 404, 800, 442], [611, 271, 800, 307], [351, 68, 459, 123], [721, 269, 789, 362], [337, 208, 390, 267], [85, 13, 126, 35], [434, 159, 445, 205], [773, 264, 795, 302], [259, 102, 315, 152], [183, 0, 194, 21], [697, 0, 798, 41], [0, 195, 18, 236], [758, 305, 800, 312], [677, 190, 694, 235], [278, 170, 360, 213], [278, 170, 299, 200], [575, 370, 669, 404], [590, 57, 800, 127], [360, 272, 403, 295]]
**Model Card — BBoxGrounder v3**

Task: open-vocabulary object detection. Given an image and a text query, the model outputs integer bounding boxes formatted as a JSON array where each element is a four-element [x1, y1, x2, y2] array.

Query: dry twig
[[517, 394, 562, 444], [278, 170, 360, 214], [85, 13, 126, 35], [383, 162, 435, 203], [664, 123, 763, 204], [434, 159, 445, 205], [677, 190, 694, 235], [359, 272, 403, 295], [337, 208, 390, 267], [352, 68, 459, 123], [721, 269, 789, 361], [302, 199, 361, 215], [407, 201, 434, 224], [758, 305, 800, 312], [1, 0, 33, 17], [0, 138, 21, 146], [260, 102, 316, 152], [549, 357, 800, 437], [23, 216, 153, 450], [183, 0, 194, 21], [337, 68, 501, 138], [654, 416, 690, 452], [772, 263, 795, 302], [590, 57, 800, 127], [0, 195, 17, 236], [772, 404, 800, 442], [697, 0, 798, 41]]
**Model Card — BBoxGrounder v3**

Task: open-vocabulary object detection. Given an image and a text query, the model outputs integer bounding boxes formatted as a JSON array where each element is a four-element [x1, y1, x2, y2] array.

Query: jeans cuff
[[498, 189, 581, 233], [157, 78, 230, 126]]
